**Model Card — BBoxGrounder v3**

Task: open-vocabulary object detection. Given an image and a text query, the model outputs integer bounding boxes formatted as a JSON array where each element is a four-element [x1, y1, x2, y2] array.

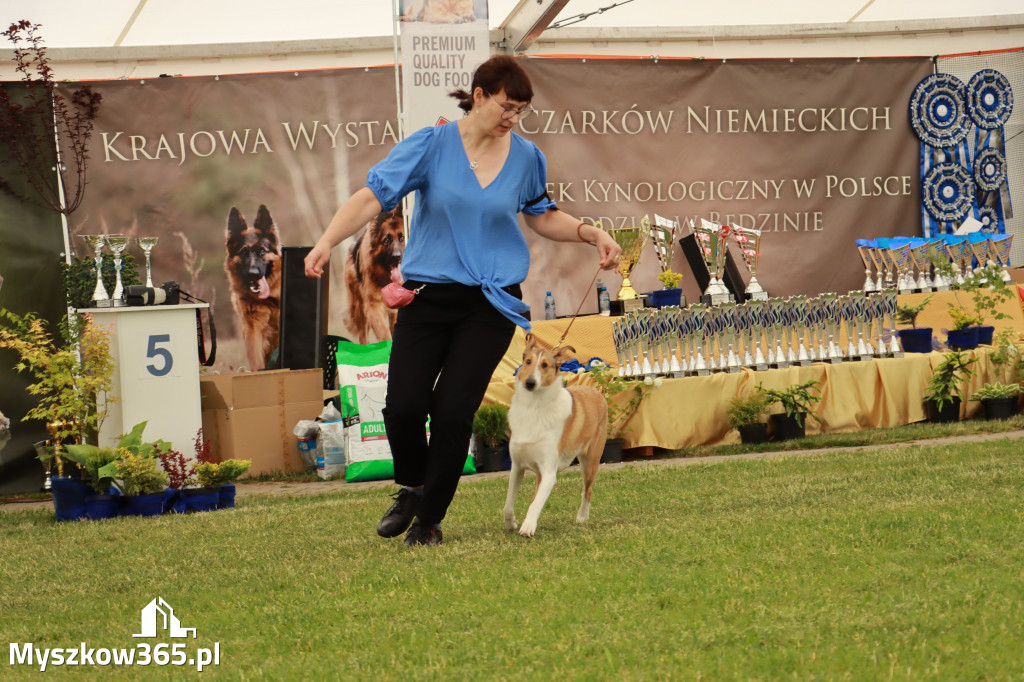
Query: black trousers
[[382, 281, 518, 527]]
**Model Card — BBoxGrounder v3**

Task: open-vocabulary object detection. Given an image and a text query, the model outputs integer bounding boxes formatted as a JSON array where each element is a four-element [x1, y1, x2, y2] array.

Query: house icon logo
[[133, 597, 197, 638]]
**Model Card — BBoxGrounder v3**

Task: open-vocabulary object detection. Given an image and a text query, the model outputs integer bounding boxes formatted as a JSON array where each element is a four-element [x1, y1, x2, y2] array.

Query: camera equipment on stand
[[122, 283, 216, 367], [732, 226, 767, 300], [124, 281, 181, 306], [602, 218, 652, 314]]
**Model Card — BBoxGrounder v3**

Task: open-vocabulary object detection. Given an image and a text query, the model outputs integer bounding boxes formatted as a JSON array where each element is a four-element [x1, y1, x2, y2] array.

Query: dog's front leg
[[503, 459, 525, 531], [519, 461, 559, 538]]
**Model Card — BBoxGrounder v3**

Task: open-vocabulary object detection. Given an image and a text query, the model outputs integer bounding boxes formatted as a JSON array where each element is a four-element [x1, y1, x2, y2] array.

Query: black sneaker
[[376, 489, 419, 538], [404, 519, 442, 546]]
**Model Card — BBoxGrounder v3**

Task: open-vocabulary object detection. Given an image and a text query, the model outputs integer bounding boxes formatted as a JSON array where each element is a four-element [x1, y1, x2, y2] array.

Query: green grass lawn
[[3, 439, 1023, 680]]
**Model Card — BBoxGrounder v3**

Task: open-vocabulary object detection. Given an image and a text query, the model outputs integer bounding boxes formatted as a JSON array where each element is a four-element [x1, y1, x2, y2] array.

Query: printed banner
[[399, 0, 490, 134], [38, 55, 931, 373]]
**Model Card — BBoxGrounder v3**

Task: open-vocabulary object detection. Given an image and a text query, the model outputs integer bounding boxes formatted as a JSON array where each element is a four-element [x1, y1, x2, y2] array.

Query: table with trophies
[[485, 221, 1022, 451], [77, 233, 207, 454]]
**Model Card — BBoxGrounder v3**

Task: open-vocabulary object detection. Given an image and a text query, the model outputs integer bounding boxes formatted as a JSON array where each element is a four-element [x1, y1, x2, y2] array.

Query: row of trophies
[[610, 290, 903, 379], [855, 233, 1013, 294], [604, 216, 766, 310], [80, 234, 159, 307]]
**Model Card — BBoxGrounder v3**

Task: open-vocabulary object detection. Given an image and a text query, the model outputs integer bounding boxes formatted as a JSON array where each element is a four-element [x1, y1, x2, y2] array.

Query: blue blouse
[[365, 122, 556, 329]]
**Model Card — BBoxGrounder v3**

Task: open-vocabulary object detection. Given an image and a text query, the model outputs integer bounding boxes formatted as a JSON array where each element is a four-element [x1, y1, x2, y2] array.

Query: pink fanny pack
[[382, 270, 425, 308]]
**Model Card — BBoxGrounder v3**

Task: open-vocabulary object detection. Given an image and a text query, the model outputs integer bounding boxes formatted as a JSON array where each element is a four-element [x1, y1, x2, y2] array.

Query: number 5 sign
[[89, 305, 205, 451]]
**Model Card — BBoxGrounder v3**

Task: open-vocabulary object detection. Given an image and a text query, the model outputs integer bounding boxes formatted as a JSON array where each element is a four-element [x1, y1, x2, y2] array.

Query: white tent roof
[[4, 0, 1023, 49]]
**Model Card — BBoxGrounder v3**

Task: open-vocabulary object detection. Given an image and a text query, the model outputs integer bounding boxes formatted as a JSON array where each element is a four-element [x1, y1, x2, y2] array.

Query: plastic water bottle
[[597, 281, 611, 316], [544, 291, 556, 320]]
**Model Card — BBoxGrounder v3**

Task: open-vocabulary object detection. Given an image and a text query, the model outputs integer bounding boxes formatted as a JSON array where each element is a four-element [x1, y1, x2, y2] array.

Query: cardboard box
[[200, 369, 324, 475]]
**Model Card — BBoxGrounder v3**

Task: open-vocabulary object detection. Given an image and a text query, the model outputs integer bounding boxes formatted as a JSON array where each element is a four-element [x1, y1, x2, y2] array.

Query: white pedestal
[[87, 304, 207, 453]]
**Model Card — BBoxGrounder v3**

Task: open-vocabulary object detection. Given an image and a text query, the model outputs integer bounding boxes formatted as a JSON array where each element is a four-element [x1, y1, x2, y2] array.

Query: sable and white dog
[[504, 333, 608, 537]]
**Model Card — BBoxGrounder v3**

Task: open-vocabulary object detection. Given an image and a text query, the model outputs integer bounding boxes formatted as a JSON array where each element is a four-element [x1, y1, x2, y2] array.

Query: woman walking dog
[[305, 55, 620, 546]]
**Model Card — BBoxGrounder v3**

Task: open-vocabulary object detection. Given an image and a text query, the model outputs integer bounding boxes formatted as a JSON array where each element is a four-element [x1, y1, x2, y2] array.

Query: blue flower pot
[[51, 476, 91, 522], [897, 328, 933, 353], [977, 326, 995, 345], [217, 483, 236, 509], [946, 327, 979, 350], [84, 493, 121, 520], [648, 288, 682, 308], [120, 491, 166, 517], [182, 487, 219, 512]]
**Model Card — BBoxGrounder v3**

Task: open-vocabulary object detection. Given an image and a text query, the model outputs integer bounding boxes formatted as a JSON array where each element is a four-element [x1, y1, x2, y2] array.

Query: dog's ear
[[254, 205, 280, 245], [523, 332, 536, 357], [226, 207, 246, 247], [554, 345, 576, 365]]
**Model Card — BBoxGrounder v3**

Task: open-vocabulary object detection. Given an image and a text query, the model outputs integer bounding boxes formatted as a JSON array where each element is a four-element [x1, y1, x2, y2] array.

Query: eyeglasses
[[488, 94, 536, 120]]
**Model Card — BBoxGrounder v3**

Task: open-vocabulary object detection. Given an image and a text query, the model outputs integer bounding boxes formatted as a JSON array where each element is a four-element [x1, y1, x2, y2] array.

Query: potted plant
[[649, 270, 683, 308], [114, 448, 170, 517], [969, 382, 1020, 421], [945, 305, 983, 350], [176, 429, 224, 512], [586, 363, 657, 462], [948, 262, 1017, 346], [924, 349, 976, 423], [895, 294, 934, 353], [195, 459, 251, 509], [726, 389, 771, 444], [0, 309, 115, 464], [56, 440, 121, 521], [66, 420, 171, 519], [472, 403, 510, 472], [759, 380, 823, 441]]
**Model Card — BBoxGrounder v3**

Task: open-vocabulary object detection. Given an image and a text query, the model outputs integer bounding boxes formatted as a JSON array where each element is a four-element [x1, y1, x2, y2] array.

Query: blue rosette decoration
[[909, 73, 970, 149], [974, 147, 1006, 192], [966, 69, 1013, 130], [922, 163, 973, 223], [966, 68, 1013, 233]]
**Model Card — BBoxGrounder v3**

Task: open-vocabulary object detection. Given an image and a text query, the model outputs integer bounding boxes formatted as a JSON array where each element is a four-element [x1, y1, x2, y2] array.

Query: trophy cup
[[136, 236, 159, 288], [636, 309, 656, 377], [856, 239, 877, 293], [929, 239, 952, 291], [613, 317, 628, 377], [908, 242, 934, 292], [788, 295, 812, 366], [678, 307, 694, 375], [604, 218, 652, 312], [822, 293, 844, 363], [990, 234, 1014, 284], [850, 290, 873, 360], [81, 234, 110, 307], [689, 304, 710, 376], [968, 234, 991, 281], [747, 300, 768, 371], [694, 219, 733, 305], [736, 302, 754, 368], [33, 440, 52, 492], [840, 295, 857, 359], [945, 236, 971, 286], [733, 226, 767, 300], [767, 297, 789, 369], [867, 245, 888, 292], [651, 214, 685, 307], [661, 307, 683, 377], [887, 242, 915, 294], [883, 289, 903, 357], [105, 234, 130, 306], [720, 301, 742, 373]]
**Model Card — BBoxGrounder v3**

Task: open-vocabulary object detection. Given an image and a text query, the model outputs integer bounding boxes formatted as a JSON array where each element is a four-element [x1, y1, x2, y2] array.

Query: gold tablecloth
[[486, 303, 1022, 451]]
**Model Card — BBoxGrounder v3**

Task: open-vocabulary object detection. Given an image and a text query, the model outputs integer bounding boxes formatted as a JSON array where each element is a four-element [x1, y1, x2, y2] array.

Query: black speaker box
[[679, 233, 748, 302], [279, 246, 329, 376]]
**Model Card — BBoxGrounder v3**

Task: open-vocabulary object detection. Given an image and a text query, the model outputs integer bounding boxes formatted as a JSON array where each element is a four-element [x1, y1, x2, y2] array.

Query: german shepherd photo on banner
[[344, 206, 405, 344], [225, 205, 281, 370]]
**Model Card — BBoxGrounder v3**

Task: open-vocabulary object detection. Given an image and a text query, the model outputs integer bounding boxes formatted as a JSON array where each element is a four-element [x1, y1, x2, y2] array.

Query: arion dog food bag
[[336, 339, 394, 482]]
